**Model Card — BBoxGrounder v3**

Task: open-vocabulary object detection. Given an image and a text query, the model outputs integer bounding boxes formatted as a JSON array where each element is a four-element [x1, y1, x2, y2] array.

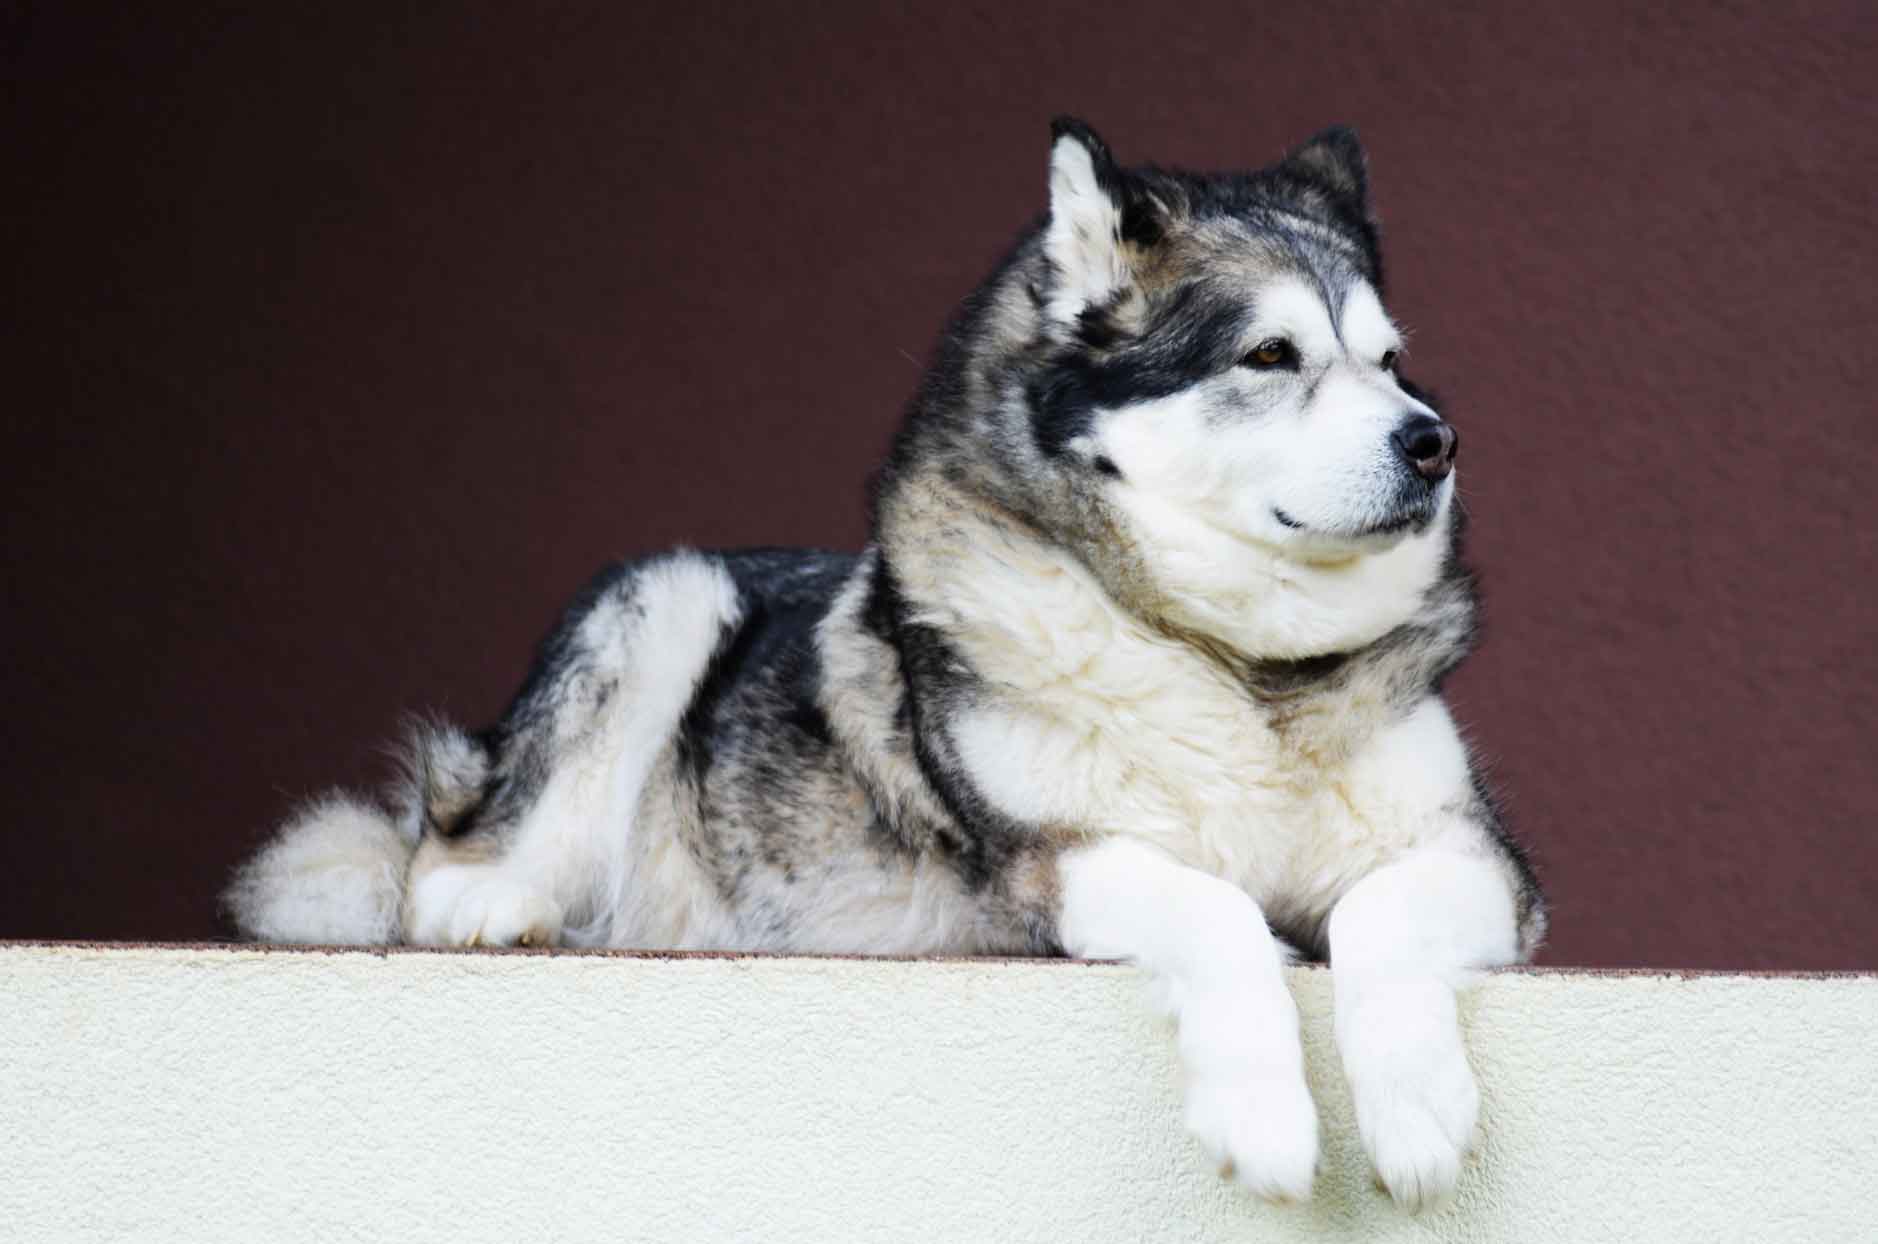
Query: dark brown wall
[[4, 4, 1873, 968]]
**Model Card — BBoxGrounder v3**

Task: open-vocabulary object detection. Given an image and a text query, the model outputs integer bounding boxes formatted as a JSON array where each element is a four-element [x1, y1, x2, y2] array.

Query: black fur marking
[[677, 550, 853, 780], [1029, 281, 1253, 458], [1266, 914, 1330, 964], [1306, 265, 1361, 344], [777, 642, 834, 747], [861, 554, 900, 645], [1246, 651, 1352, 698], [1119, 195, 1163, 247], [1470, 769, 1544, 939], [862, 560, 1042, 894], [675, 603, 767, 781], [1074, 296, 1129, 351]]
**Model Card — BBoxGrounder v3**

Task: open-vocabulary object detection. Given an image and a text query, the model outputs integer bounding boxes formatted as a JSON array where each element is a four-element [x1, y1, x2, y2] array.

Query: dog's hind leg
[[402, 554, 743, 948]]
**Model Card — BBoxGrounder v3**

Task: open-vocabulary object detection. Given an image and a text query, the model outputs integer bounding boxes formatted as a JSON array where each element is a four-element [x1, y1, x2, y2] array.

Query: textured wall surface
[[1, 945, 1873, 1242], [3, 5, 1875, 965]]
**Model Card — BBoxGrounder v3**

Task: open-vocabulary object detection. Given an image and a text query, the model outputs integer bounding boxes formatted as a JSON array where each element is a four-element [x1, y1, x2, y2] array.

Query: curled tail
[[223, 721, 489, 944]]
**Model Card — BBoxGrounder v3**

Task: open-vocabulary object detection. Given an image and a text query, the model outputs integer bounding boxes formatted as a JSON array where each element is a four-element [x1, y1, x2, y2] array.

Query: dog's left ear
[[1042, 117, 1160, 324], [1276, 125, 1373, 222]]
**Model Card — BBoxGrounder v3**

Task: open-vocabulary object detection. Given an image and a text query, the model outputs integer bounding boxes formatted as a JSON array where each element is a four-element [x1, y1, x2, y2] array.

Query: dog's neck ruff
[[874, 465, 1455, 687]]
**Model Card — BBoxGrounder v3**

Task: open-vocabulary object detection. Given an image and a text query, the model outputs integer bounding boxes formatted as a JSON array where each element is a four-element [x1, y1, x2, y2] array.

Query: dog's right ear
[[1042, 118, 1158, 325]]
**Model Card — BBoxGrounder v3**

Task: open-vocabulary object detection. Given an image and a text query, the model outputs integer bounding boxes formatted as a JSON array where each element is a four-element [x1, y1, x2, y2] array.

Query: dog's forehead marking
[[1251, 276, 1340, 353], [1338, 282, 1401, 356]]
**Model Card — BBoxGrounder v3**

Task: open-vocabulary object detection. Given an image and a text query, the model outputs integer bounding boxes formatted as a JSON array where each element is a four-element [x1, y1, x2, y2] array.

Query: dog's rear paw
[[450, 879, 563, 947], [407, 867, 564, 948], [1185, 1062, 1320, 1204]]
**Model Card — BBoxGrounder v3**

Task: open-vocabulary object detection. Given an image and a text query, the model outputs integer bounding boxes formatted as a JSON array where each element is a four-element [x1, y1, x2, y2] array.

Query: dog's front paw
[[1179, 995, 1319, 1203], [407, 866, 564, 948], [1339, 982, 1478, 1212], [1185, 1060, 1320, 1203]]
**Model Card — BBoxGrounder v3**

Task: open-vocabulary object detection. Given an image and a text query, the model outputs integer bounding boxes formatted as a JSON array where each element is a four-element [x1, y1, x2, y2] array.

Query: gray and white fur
[[228, 119, 1544, 1210]]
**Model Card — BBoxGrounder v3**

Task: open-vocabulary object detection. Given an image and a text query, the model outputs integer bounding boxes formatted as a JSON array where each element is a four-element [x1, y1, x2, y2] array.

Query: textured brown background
[[4, 4, 1873, 967]]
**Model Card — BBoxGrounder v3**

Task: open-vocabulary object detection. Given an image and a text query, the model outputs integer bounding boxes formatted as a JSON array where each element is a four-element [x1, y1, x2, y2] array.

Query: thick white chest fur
[[914, 525, 1474, 926]]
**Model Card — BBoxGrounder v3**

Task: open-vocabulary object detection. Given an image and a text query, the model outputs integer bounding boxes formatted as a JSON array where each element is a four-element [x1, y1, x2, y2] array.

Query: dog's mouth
[[1271, 487, 1445, 545]]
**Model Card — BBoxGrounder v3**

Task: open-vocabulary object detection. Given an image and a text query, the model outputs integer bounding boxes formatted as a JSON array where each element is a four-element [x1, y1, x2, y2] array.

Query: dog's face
[[1089, 270, 1447, 556], [883, 121, 1461, 656], [1027, 121, 1453, 562]]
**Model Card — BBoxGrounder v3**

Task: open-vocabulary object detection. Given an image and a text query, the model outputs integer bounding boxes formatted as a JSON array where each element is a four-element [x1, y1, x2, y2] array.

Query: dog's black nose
[[1393, 415, 1458, 482]]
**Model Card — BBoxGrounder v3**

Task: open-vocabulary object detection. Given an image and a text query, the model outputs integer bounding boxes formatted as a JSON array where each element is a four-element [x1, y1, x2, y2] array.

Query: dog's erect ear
[[1276, 125, 1373, 221], [1043, 117, 1155, 324]]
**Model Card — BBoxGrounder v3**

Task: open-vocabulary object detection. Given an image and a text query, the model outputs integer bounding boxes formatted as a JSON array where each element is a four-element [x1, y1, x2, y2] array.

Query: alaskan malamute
[[229, 119, 1543, 1209]]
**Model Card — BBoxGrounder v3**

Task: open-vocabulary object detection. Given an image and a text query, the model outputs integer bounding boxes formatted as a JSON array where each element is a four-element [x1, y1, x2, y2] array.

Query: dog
[[227, 118, 1544, 1210]]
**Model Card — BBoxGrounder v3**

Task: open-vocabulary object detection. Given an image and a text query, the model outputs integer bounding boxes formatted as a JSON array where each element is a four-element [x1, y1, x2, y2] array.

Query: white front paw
[[1339, 983, 1479, 1212], [1185, 1061, 1320, 1203], [1179, 998, 1319, 1203]]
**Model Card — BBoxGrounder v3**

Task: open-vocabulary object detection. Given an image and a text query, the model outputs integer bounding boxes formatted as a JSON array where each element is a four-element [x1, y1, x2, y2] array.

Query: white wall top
[[2, 944, 1873, 1242]]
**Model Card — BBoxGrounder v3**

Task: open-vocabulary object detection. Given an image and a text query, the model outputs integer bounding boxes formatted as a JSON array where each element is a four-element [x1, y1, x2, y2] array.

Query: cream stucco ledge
[[1, 943, 1872, 1242]]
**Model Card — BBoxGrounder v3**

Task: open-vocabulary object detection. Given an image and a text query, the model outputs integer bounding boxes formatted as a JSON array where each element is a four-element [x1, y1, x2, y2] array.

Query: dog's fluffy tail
[[224, 721, 488, 944], [223, 793, 415, 944]]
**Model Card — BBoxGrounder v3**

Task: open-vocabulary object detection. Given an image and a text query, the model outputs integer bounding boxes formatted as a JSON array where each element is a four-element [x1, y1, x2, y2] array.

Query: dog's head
[[884, 120, 1462, 657], [931, 120, 1460, 656], [1035, 118, 1451, 543]]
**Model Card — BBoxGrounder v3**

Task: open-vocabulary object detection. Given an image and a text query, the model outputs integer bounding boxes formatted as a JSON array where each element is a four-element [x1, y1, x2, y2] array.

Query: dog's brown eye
[[1243, 339, 1296, 370], [1381, 349, 1400, 372]]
